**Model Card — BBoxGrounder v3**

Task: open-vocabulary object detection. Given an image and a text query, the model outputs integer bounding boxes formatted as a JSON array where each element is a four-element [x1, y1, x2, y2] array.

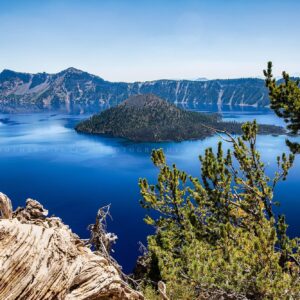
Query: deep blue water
[[0, 105, 299, 273]]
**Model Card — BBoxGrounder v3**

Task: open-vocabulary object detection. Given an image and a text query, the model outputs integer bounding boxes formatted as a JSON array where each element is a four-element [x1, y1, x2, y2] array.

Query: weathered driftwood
[[0, 192, 13, 219], [0, 193, 144, 300]]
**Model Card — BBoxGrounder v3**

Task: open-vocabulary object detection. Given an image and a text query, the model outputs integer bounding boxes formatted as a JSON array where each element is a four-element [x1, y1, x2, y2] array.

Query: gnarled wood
[[0, 192, 12, 219], [0, 193, 143, 300]]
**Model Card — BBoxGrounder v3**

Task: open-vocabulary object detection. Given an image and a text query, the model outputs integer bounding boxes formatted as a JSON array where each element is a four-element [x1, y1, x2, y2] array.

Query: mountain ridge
[[0, 68, 271, 113]]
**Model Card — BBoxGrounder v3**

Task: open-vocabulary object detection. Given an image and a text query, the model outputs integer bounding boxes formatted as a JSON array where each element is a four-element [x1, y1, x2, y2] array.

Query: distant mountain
[[195, 77, 209, 81], [75, 94, 284, 142], [0, 68, 271, 113]]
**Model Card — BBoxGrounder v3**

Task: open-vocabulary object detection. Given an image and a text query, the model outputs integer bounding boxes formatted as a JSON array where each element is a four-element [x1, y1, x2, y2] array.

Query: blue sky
[[0, 0, 299, 81]]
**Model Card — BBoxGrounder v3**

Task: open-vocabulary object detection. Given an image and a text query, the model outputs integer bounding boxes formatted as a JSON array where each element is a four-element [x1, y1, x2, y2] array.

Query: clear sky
[[1, 0, 299, 82]]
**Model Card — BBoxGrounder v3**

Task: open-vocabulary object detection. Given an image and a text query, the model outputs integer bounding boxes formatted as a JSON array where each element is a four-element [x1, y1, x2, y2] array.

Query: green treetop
[[264, 62, 300, 153], [138, 121, 299, 299]]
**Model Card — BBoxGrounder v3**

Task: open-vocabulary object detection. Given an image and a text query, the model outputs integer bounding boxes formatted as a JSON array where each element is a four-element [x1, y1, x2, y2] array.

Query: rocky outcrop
[[0, 192, 143, 300]]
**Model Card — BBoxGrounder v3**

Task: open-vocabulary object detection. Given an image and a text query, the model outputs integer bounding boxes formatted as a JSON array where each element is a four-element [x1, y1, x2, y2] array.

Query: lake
[[0, 105, 299, 273]]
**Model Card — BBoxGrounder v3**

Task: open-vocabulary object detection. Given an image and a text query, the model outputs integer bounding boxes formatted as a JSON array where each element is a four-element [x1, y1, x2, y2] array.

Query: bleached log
[[0, 192, 12, 219], [0, 194, 143, 300]]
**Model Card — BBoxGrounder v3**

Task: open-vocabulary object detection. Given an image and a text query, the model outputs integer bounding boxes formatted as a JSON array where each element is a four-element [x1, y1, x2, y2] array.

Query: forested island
[[75, 94, 285, 142]]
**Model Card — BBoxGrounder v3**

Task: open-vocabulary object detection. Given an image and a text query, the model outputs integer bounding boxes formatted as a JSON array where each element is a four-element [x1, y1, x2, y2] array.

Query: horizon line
[[0, 67, 276, 83]]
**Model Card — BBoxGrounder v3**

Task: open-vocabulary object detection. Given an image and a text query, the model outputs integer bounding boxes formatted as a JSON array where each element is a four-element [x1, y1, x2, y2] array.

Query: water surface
[[0, 106, 299, 272]]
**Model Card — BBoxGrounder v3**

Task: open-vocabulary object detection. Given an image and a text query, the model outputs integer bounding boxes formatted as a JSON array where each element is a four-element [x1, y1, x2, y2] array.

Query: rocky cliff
[[0, 192, 143, 300], [0, 68, 270, 113]]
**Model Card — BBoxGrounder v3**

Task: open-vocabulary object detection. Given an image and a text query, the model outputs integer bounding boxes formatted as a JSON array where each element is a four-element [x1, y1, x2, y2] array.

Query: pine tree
[[138, 121, 300, 299], [264, 62, 300, 153]]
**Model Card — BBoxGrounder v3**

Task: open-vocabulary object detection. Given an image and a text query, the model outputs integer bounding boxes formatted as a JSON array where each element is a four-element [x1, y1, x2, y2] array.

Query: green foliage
[[76, 94, 284, 142], [142, 283, 196, 300], [139, 121, 300, 299], [264, 62, 300, 153], [142, 285, 161, 300]]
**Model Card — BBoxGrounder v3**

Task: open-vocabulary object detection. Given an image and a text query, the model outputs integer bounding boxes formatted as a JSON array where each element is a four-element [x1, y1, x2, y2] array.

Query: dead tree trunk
[[0, 193, 144, 300]]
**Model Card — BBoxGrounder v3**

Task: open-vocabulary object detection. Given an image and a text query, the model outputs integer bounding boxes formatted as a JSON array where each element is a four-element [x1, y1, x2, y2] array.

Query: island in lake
[[75, 94, 285, 142]]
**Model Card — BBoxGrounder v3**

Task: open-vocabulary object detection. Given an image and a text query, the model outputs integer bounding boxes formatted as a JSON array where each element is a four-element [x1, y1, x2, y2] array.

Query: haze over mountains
[[0, 68, 271, 113]]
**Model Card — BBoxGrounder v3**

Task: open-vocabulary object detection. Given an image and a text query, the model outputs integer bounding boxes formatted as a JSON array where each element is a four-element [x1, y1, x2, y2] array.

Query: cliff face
[[0, 192, 143, 300], [0, 68, 269, 113]]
